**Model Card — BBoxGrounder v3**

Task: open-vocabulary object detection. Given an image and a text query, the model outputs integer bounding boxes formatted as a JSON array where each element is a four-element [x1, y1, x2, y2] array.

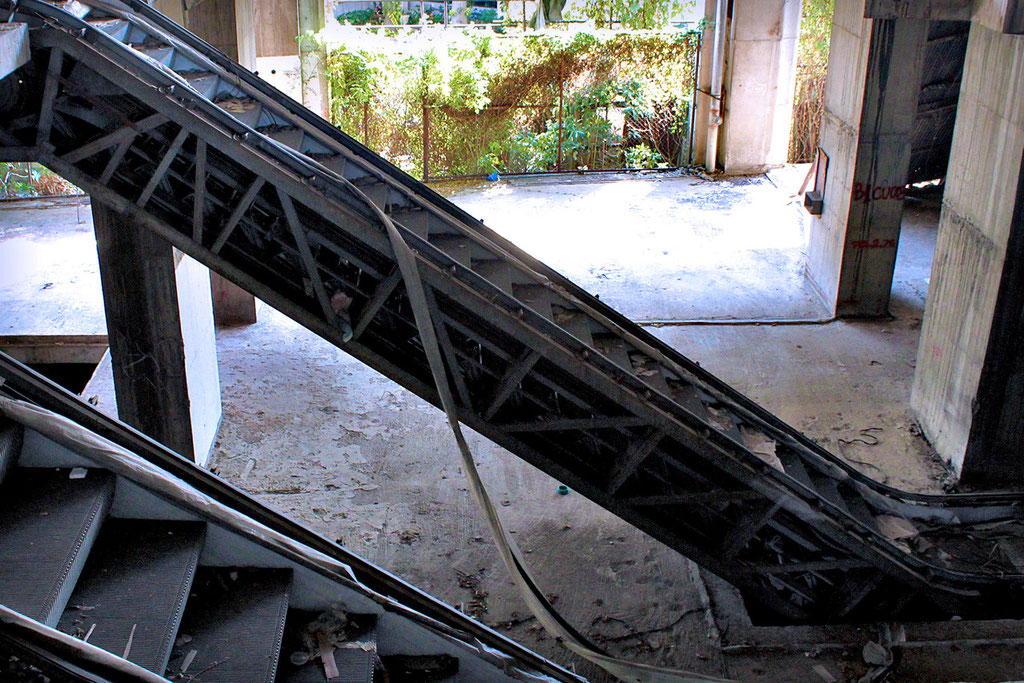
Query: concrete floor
[[4, 172, 1020, 681], [0, 198, 100, 336], [443, 168, 830, 322]]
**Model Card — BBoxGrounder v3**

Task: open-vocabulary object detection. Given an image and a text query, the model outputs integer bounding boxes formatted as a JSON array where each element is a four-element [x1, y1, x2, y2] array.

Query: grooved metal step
[[165, 567, 292, 683], [56, 519, 206, 673], [0, 468, 114, 626]]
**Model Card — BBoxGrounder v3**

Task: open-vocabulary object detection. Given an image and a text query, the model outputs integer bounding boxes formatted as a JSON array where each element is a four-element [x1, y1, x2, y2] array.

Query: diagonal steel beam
[[62, 113, 167, 164], [621, 490, 761, 506], [607, 427, 664, 495], [423, 285, 472, 408], [736, 559, 874, 575], [499, 416, 651, 432], [35, 47, 63, 148], [721, 499, 784, 560], [136, 127, 189, 207], [352, 268, 401, 340], [483, 348, 540, 420], [98, 134, 135, 184], [277, 188, 339, 328], [192, 138, 206, 242], [210, 177, 265, 254]]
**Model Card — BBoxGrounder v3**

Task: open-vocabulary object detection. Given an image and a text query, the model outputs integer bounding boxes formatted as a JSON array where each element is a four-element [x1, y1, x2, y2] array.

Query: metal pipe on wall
[[704, 0, 727, 172]]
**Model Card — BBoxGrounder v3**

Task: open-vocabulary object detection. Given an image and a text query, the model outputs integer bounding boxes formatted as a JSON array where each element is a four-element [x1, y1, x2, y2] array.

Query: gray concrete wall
[[805, 1, 927, 316], [805, 0, 872, 309], [719, 0, 802, 174], [911, 24, 1024, 473]]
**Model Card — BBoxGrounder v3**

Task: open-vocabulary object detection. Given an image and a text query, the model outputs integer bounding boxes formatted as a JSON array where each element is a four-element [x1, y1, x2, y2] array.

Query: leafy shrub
[[624, 143, 665, 168], [468, 7, 498, 23], [316, 28, 698, 178], [335, 8, 376, 25]]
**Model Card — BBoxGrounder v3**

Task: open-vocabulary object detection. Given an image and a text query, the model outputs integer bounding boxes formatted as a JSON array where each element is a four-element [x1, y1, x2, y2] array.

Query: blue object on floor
[[487, 172, 499, 181]]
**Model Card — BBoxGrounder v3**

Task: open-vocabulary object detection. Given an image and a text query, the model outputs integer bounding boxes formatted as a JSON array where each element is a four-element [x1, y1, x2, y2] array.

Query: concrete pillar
[[716, 0, 802, 174], [298, 0, 329, 118], [691, 0, 718, 167], [174, 252, 224, 467], [150, 0, 254, 66], [911, 24, 1024, 485], [805, 2, 928, 317], [92, 203, 191, 459], [210, 275, 258, 326]]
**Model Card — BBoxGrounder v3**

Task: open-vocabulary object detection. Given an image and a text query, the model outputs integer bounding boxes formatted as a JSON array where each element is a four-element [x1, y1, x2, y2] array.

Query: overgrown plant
[[579, 0, 693, 29], [788, 0, 834, 162], [316, 28, 699, 178]]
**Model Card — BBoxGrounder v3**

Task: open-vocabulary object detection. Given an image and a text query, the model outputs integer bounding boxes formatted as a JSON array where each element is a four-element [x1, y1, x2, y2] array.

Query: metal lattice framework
[[4, 0, 1024, 625]]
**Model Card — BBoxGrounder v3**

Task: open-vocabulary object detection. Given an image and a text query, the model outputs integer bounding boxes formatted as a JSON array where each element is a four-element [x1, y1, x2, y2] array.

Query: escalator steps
[[56, 519, 206, 673], [165, 566, 291, 683], [0, 468, 114, 626]]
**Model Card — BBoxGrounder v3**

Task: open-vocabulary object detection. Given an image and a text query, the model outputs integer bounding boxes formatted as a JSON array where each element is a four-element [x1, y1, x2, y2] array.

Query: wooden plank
[[254, 0, 299, 57], [0, 334, 109, 365]]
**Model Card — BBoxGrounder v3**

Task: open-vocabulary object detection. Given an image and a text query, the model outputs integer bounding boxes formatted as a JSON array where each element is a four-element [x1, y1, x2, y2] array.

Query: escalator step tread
[[0, 468, 114, 626], [165, 567, 292, 683], [56, 519, 206, 674]]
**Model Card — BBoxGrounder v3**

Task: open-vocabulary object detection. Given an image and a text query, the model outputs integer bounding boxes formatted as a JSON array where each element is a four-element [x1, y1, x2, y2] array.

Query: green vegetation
[[0, 163, 80, 198], [319, 29, 699, 178], [789, 0, 834, 162], [576, 0, 691, 29]]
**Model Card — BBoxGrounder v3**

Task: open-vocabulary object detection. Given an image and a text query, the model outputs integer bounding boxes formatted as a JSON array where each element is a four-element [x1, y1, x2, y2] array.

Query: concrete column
[[805, 2, 928, 317], [717, 0, 802, 174], [210, 275, 258, 326], [92, 204, 223, 465], [92, 203, 194, 460], [911, 24, 1024, 484], [298, 0, 329, 118], [691, 0, 718, 167]]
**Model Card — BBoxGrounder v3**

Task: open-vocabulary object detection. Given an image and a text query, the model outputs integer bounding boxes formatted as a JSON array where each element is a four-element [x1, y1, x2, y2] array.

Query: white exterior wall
[[176, 256, 223, 467]]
